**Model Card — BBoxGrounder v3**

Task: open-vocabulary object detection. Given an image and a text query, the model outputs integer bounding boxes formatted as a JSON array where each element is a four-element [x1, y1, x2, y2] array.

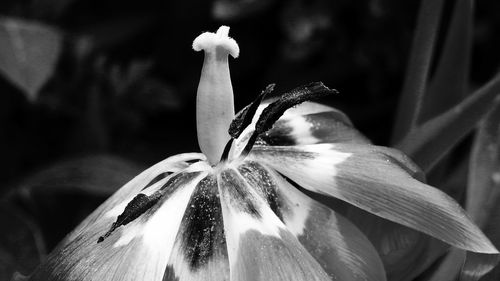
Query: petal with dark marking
[[237, 160, 386, 281], [217, 168, 331, 281], [231, 101, 368, 157], [164, 175, 229, 281], [261, 109, 369, 146], [29, 165, 207, 281], [61, 153, 206, 245], [252, 144, 498, 256]]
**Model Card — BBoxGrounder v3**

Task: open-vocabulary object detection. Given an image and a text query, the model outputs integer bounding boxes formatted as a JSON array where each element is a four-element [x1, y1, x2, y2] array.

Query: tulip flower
[[26, 26, 498, 281]]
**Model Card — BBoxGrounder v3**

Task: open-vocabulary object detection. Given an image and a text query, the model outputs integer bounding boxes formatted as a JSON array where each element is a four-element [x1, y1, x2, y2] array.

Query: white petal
[[252, 144, 498, 255], [217, 168, 331, 281], [30, 154, 207, 281], [237, 160, 386, 281], [64, 153, 206, 243], [165, 175, 229, 281]]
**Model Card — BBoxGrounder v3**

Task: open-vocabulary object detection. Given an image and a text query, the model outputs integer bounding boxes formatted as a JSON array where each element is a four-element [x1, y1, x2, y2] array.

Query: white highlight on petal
[[252, 144, 351, 193], [259, 143, 499, 255], [182, 160, 212, 172], [284, 115, 319, 145], [300, 146, 351, 194], [113, 224, 142, 247], [167, 248, 228, 280], [281, 196, 310, 237], [142, 174, 203, 248], [193, 26, 239, 58], [281, 101, 333, 118], [217, 169, 285, 269], [161, 152, 207, 163], [224, 205, 281, 238], [256, 100, 333, 119]]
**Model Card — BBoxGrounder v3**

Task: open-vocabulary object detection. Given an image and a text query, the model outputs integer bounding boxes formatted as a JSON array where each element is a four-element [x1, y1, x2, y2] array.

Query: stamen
[[98, 192, 162, 243], [229, 83, 275, 139], [219, 139, 234, 162], [241, 82, 337, 155]]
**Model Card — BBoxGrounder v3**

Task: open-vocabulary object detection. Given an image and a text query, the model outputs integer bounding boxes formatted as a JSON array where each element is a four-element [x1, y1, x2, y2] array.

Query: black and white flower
[[27, 26, 498, 281]]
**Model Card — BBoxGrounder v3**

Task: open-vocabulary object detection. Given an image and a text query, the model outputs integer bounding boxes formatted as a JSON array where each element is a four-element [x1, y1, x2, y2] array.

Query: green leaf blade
[[421, 0, 474, 123], [396, 73, 500, 172], [391, 0, 445, 143], [466, 103, 500, 227]]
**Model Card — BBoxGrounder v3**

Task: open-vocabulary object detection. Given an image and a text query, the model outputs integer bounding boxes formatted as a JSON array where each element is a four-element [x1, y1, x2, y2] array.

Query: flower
[[27, 26, 498, 281]]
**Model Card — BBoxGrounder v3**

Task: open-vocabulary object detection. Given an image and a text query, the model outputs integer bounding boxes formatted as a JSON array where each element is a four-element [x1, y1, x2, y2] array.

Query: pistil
[[193, 26, 239, 165]]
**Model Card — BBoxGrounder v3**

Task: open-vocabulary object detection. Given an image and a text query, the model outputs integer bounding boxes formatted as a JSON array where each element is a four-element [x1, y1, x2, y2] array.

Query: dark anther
[[229, 84, 275, 139], [97, 192, 162, 243], [242, 82, 337, 155]]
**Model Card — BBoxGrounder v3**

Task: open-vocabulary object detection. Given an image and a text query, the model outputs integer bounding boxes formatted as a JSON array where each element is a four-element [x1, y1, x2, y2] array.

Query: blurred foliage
[[0, 204, 43, 281], [0, 0, 499, 279], [0, 17, 61, 102]]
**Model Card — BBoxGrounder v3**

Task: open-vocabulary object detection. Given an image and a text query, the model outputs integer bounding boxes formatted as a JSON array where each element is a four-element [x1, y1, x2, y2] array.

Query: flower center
[[193, 27, 337, 165]]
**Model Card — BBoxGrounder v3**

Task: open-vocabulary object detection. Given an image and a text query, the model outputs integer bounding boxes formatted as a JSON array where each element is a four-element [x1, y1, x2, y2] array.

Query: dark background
[[0, 0, 499, 278]]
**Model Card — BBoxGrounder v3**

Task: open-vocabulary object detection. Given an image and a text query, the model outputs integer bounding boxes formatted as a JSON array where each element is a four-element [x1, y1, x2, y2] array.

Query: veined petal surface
[[252, 144, 498, 256], [63, 153, 206, 243], [29, 154, 208, 281], [236, 160, 386, 281], [164, 175, 229, 281], [217, 167, 331, 281]]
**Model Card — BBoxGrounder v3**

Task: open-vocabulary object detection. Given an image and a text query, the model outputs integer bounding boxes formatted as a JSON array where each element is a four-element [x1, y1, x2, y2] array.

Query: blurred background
[[0, 0, 500, 278]]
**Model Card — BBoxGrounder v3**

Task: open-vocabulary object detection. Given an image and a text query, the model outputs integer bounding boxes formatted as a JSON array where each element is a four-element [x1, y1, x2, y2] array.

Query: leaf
[[0, 204, 44, 280], [427, 99, 500, 281], [0, 156, 146, 249], [396, 73, 500, 172], [391, 0, 445, 143], [426, 249, 465, 281], [466, 103, 500, 227], [15, 155, 144, 197], [0, 17, 62, 102], [464, 103, 500, 280], [421, 0, 474, 122], [345, 207, 447, 281]]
